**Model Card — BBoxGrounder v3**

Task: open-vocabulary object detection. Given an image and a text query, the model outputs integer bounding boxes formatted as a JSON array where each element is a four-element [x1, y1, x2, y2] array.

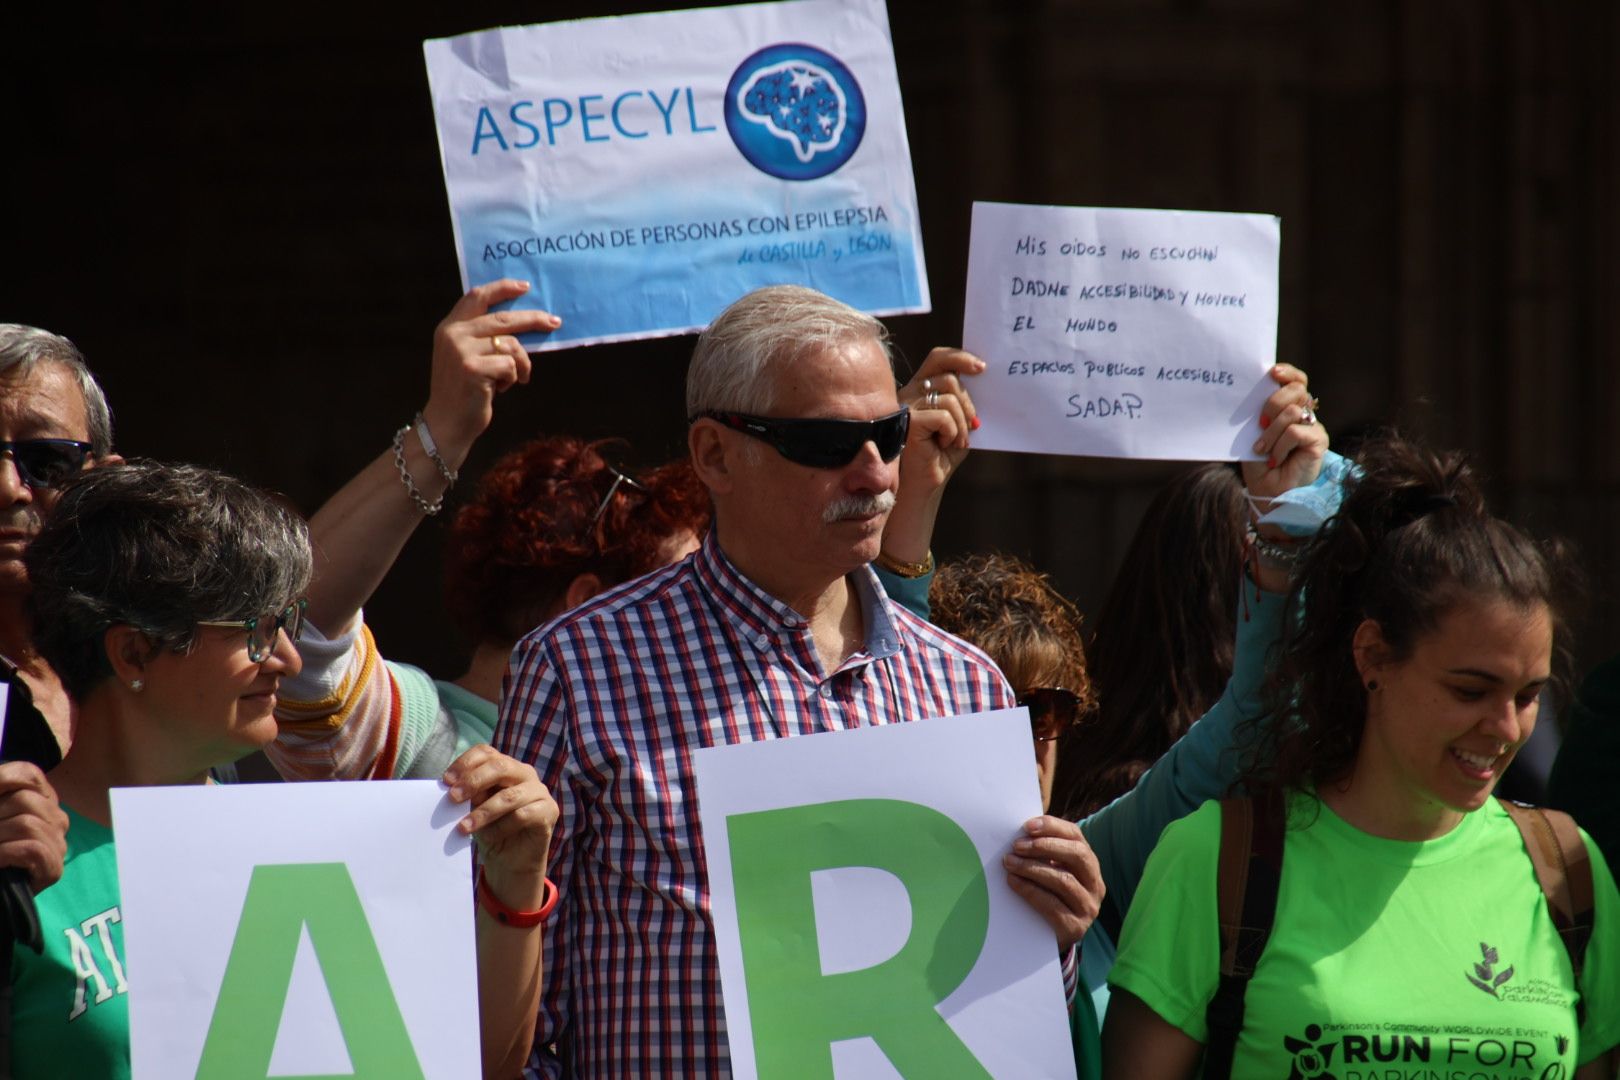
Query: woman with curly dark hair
[[931, 554, 1097, 813], [267, 283, 710, 783], [1104, 436, 1620, 1078]]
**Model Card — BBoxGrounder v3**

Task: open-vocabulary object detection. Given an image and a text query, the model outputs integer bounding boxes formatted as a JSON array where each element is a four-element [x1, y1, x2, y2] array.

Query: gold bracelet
[[875, 549, 935, 578]]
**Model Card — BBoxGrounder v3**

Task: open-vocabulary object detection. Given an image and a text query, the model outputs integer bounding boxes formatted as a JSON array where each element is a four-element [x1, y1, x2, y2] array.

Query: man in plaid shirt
[[496, 285, 1103, 1077]]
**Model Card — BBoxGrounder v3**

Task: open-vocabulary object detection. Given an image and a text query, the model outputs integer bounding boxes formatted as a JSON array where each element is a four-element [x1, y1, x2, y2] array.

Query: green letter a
[[728, 798, 992, 1078], [195, 862, 425, 1080]]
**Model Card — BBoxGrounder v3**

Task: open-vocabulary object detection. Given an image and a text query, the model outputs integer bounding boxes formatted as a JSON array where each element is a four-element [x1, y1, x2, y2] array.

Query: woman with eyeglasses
[[264, 281, 712, 785], [12, 461, 560, 1080]]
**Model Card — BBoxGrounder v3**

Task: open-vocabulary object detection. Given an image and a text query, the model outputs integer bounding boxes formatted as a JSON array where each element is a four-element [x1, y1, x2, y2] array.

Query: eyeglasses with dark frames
[[195, 599, 308, 663], [0, 439, 92, 489], [692, 408, 910, 469]]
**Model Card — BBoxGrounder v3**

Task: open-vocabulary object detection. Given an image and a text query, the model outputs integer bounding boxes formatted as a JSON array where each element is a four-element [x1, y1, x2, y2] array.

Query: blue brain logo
[[725, 43, 866, 180]]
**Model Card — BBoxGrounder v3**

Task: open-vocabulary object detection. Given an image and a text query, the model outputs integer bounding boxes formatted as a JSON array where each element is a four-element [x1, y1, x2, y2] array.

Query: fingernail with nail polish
[[1259, 415, 1272, 429], [970, 416, 981, 431]]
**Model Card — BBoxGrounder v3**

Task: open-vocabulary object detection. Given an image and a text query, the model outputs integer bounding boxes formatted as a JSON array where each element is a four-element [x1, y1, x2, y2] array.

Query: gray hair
[[685, 285, 892, 417], [25, 460, 312, 700], [0, 324, 115, 457]]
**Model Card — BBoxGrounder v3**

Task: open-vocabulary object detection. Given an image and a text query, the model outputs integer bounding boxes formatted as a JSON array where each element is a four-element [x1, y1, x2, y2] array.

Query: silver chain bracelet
[[1246, 524, 1308, 570], [392, 415, 457, 515]]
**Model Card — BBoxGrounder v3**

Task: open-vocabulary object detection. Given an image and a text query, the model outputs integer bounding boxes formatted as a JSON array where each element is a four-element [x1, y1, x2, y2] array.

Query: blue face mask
[[1253, 450, 1356, 537]]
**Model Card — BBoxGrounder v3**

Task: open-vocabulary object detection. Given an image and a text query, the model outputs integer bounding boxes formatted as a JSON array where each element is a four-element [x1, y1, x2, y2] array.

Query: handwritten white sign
[[963, 202, 1280, 460], [112, 781, 479, 1079], [694, 708, 1076, 1080], [424, 0, 929, 350]]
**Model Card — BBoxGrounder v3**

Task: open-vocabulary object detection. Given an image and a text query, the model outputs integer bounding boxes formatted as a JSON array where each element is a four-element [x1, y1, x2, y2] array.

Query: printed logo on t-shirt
[[1468, 941, 1517, 998], [1462, 940, 1572, 1009], [1282, 1022, 1338, 1078], [64, 904, 127, 1021], [1276, 1020, 1575, 1080]]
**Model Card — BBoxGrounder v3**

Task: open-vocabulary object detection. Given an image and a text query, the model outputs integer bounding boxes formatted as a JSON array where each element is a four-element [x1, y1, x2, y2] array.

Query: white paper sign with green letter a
[[694, 708, 1077, 1079], [111, 780, 480, 1078]]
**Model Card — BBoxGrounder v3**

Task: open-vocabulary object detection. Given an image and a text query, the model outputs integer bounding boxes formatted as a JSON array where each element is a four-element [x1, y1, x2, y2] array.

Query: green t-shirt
[[10, 807, 129, 1079], [1111, 796, 1620, 1077]]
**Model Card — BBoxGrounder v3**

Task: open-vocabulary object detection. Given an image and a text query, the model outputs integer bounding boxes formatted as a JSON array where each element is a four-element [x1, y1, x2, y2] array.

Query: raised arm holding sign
[[424, 0, 929, 350]]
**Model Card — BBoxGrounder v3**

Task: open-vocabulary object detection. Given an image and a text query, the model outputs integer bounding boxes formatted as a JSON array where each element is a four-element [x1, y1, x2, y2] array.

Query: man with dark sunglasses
[[497, 285, 1105, 1078], [0, 325, 120, 755]]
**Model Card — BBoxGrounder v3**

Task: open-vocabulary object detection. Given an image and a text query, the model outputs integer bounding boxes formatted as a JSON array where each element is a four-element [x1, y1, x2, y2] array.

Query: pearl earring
[[129, 679, 144, 692]]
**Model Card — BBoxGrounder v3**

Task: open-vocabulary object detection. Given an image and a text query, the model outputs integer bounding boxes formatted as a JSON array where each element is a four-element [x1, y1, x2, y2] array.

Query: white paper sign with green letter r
[[694, 708, 1077, 1079]]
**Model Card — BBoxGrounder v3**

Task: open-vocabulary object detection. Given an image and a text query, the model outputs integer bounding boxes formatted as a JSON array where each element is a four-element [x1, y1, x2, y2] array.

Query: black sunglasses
[[1017, 687, 1086, 742], [694, 408, 910, 469], [0, 439, 92, 489]]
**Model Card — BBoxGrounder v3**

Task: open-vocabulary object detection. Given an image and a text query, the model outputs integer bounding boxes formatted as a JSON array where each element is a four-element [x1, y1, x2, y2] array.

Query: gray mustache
[[822, 490, 896, 523]]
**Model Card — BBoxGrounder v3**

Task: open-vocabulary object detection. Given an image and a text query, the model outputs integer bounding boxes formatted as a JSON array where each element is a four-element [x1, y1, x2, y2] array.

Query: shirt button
[[755, 634, 770, 649], [819, 684, 833, 699]]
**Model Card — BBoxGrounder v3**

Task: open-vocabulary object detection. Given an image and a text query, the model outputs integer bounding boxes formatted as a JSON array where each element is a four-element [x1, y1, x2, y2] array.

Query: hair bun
[[1390, 490, 1459, 530]]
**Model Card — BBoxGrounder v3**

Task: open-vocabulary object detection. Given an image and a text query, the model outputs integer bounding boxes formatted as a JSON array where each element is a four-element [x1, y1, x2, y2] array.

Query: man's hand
[[0, 762, 69, 894], [421, 279, 561, 459], [1003, 815, 1105, 951]]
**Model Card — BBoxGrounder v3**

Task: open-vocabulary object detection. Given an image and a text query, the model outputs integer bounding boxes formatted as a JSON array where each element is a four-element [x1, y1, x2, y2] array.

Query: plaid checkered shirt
[[495, 533, 1021, 1077]]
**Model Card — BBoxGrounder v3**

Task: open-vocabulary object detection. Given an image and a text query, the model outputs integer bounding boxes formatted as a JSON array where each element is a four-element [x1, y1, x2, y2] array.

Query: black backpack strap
[[1498, 798, 1595, 1027], [1203, 790, 1285, 1080]]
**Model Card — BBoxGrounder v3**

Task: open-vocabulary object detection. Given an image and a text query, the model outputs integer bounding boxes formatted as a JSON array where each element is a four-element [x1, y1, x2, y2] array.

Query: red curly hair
[[443, 436, 710, 644]]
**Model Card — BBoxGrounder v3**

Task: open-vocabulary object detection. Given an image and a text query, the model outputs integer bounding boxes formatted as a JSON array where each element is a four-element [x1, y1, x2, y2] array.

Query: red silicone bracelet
[[477, 870, 558, 927]]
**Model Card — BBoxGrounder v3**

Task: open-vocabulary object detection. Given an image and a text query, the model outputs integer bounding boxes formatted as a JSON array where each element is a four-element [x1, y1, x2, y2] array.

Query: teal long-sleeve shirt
[[874, 560, 1286, 1017]]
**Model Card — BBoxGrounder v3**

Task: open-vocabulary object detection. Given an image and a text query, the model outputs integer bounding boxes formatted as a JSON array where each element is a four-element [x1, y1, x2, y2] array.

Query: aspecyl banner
[[425, 0, 930, 350]]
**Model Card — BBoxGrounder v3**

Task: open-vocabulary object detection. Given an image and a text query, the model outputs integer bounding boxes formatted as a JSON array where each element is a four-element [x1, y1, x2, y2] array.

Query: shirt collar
[[695, 533, 903, 661]]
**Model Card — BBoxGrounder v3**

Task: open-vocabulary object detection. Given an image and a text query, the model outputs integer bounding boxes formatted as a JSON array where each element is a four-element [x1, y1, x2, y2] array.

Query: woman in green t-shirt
[[1104, 436, 1620, 1079], [12, 461, 559, 1080]]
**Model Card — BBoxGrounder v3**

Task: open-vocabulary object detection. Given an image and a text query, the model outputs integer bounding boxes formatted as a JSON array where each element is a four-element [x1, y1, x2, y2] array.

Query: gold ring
[[491, 335, 503, 351]]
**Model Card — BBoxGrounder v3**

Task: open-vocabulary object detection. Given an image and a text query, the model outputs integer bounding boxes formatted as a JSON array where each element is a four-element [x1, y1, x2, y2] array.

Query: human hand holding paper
[[423, 279, 560, 458], [1241, 363, 1327, 500], [1003, 814, 1105, 952], [884, 348, 984, 565]]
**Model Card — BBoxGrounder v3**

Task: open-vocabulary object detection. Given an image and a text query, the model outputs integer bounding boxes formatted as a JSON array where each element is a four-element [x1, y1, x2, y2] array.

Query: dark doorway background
[[6, 2, 1618, 685]]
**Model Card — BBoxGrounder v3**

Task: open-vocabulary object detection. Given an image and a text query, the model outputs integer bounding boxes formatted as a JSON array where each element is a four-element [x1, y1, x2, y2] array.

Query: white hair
[[0, 324, 115, 456], [685, 285, 892, 417]]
